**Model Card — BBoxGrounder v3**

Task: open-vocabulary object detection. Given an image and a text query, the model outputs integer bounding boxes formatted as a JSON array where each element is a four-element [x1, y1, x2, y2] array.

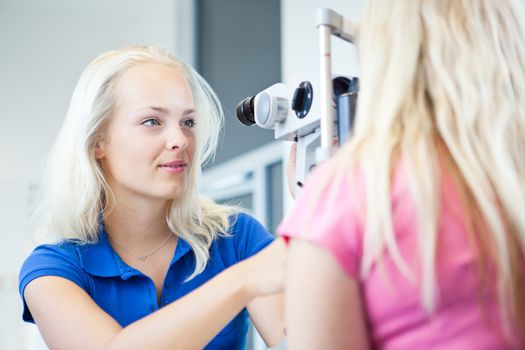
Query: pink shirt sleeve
[[277, 161, 364, 278]]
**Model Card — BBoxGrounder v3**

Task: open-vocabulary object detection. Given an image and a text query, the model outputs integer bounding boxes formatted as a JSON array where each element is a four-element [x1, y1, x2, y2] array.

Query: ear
[[94, 141, 106, 160]]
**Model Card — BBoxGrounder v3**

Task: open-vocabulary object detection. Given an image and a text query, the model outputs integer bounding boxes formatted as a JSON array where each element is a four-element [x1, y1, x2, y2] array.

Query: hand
[[239, 238, 287, 299], [287, 142, 297, 199]]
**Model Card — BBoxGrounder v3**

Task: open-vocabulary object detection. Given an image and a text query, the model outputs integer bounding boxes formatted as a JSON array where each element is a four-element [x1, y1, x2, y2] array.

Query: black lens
[[235, 96, 256, 126]]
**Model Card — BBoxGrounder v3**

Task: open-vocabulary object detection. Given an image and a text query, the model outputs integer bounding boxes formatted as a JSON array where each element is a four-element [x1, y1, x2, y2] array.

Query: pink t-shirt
[[278, 159, 522, 349]]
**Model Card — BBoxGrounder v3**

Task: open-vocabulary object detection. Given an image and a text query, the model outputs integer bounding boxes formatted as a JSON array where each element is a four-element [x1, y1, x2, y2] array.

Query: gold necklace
[[107, 232, 173, 261]]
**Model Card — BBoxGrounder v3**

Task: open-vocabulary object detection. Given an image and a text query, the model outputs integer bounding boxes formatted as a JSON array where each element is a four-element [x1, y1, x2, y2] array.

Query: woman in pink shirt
[[279, 0, 525, 349]]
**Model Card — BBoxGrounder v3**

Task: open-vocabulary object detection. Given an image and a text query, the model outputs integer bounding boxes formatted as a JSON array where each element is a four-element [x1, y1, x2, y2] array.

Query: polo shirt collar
[[79, 228, 130, 278], [172, 236, 192, 264], [79, 226, 193, 278]]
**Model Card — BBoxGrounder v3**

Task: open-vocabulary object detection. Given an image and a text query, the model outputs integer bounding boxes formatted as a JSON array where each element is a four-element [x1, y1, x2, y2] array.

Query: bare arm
[[246, 238, 286, 346], [285, 239, 370, 350], [24, 239, 285, 350], [247, 292, 285, 346]]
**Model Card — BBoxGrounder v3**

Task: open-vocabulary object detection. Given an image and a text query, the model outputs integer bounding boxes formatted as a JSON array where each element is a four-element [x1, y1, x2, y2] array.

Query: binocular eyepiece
[[235, 96, 256, 126], [235, 81, 315, 128]]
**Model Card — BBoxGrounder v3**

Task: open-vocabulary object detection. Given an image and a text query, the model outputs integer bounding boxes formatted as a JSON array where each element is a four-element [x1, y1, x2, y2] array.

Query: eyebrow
[[138, 106, 197, 115]]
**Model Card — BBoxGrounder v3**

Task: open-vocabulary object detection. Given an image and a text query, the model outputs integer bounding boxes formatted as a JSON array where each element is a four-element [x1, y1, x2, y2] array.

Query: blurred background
[[0, 0, 363, 348]]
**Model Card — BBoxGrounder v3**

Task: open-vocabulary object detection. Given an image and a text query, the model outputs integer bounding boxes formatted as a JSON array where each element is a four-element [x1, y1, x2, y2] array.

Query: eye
[[141, 118, 161, 127], [182, 118, 196, 128]]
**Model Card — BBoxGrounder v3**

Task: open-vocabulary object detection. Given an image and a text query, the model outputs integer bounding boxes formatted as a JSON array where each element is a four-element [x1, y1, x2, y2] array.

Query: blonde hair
[[322, 0, 525, 334], [31, 46, 234, 280]]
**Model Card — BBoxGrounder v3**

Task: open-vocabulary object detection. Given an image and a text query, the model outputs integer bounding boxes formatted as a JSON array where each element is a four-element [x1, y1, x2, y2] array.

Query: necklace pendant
[[137, 256, 146, 261]]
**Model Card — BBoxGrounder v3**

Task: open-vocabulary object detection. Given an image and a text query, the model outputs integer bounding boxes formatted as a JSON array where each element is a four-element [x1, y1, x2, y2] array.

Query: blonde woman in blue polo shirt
[[19, 46, 285, 350]]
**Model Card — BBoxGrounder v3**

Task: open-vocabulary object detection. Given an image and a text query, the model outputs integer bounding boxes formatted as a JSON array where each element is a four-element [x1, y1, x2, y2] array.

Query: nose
[[165, 125, 188, 151]]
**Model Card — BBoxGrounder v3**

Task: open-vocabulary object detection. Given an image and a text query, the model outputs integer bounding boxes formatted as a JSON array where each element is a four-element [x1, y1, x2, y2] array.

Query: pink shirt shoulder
[[278, 160, 365, 277], [278, 157, 522, 349]]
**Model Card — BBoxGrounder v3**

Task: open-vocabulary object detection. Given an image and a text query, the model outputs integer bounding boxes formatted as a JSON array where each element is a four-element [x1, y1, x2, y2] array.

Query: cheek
[[186, 133, 197, 161], [104, 135, 160, 175], [105, 148, 137, 177]]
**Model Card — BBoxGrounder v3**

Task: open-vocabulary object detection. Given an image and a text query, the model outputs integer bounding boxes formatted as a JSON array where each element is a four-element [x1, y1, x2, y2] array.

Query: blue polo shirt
[[19, 212, 274, 350]]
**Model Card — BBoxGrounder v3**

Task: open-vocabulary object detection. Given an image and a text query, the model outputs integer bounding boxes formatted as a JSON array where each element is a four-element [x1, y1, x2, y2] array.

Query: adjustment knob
[[292, 81, 313, 119]]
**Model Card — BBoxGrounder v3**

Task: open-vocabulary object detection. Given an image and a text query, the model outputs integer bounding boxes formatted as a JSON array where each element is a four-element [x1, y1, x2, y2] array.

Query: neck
[[104, 194, 173, 250]]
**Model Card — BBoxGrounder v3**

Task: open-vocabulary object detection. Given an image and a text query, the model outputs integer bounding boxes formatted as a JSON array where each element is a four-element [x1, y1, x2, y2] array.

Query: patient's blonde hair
[[320, 0, 525, 334], [32, 46, 234, 280]]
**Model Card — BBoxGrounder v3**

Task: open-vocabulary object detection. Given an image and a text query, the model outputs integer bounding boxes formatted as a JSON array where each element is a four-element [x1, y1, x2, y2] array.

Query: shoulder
[[19, 240, 91, 323], [215, 212, 274, 261], [228, 212, 267, 234], [22, 240, 84, 270], [19, 240, 89, 294], [281, 158, 364, 232], [278, 158, 365, 277], [228, 212, 273, 243]]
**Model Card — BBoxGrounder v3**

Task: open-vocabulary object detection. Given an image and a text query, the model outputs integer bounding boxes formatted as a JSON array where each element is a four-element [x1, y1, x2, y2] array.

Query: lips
[[159, 160, 188, 168], [158, 160, 188, 169]]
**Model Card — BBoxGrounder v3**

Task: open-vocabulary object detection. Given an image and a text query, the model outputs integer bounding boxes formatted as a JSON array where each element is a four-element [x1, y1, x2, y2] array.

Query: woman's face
[[96, 63, 197, 203]]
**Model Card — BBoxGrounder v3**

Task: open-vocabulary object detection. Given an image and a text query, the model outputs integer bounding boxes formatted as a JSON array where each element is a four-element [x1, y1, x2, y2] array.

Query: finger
[[289, 142, 297, 161]]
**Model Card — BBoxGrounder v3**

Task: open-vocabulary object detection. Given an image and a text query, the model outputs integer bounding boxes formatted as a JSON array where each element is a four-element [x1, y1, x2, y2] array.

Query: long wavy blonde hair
[[322, 0, 525, 334], [31, 46, 234, 280]]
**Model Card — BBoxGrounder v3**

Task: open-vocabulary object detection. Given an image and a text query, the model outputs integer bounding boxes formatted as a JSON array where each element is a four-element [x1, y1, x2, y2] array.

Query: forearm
[[108, 264, 252, 350]]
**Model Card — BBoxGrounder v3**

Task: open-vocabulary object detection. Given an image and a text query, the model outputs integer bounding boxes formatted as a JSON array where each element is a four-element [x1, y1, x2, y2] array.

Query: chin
[[166, 194, 184, 201], [165, 186, 186, 200]]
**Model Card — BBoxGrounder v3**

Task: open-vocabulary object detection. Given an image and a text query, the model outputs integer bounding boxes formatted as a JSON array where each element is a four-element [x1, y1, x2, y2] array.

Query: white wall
[[0, 1, 179, 348], [281, 0, 365, 86]]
